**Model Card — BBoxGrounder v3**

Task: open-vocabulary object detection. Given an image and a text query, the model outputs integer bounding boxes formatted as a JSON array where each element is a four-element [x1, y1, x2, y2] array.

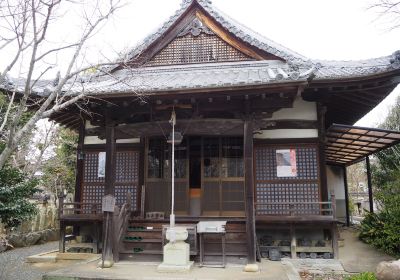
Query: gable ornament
[[178, 18, 214, 37]]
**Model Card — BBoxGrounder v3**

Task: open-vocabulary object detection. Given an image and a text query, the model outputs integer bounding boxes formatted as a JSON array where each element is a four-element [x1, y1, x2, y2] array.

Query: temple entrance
[[145, 136, 245, 217], [189, 137, 201, 216]]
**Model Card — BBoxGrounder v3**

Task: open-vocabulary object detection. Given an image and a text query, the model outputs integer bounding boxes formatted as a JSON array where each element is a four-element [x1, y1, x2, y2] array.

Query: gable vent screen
[[145, 33, 254, 67]]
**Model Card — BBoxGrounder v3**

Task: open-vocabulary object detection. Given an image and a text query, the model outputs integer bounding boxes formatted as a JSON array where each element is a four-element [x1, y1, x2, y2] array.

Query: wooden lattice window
[[254, 144, 321, 215], [82, 149, 140, 212], [145, 31, 253, 67]]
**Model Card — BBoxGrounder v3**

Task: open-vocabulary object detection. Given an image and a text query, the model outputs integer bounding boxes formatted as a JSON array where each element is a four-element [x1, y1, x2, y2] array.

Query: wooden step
[[126, 228, 162, 233], [202, 252, 247, 256], [120, 249, 162, 255], [123, 238, 162, 243]]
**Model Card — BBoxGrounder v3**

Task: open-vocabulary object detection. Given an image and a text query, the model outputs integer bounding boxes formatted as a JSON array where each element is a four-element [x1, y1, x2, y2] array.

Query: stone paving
[[339, 227, 394, 273], [44, 259, 289, 280], [0, 241, 77, 280]]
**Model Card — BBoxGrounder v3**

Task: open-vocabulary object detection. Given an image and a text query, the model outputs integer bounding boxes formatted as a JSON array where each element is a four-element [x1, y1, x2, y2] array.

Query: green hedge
[[345, 272, 377, 280]]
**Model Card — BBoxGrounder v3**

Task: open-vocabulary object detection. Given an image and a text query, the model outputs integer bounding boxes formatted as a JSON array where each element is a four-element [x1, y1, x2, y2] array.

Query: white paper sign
[[98, 152, 106, 178], [276, 149, 297, 177], [102, 194, 115, 212]]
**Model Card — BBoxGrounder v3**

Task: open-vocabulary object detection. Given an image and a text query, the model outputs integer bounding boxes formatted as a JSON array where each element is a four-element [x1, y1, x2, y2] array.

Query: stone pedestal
[[157, 227, 193, 272], [244, 263, 259, 272]]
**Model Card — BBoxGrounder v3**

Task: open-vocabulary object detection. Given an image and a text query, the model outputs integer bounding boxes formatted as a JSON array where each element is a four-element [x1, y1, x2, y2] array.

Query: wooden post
[[59, 221, 65, 253], [342, 165, 350, 227], [330, 193, 339, 259], [58, 194, 65, 253], [102, 122, 116, 266], [244, 119, 257, 269], [331, 194, 336, 219], [331, 224, 339, 259], [317, 103, 328, 201], [290, 226, 297, 259], [366, 156, 374, 213], [73, 121, 85, 236]]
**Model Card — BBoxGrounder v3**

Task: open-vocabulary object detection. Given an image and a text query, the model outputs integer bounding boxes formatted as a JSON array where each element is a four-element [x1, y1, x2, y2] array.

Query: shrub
[[359, 175, 400, 257], [345, 272, 377, 280], [0, 166, 40, 229]]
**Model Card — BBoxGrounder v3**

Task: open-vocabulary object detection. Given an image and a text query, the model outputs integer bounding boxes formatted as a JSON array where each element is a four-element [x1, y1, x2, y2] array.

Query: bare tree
[[370, 0, 400, 30], [0, 0, 124, 169]]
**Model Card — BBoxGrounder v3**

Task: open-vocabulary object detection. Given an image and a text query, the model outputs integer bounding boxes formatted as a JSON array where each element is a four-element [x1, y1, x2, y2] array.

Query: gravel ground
[[0, 241, 59, 280]]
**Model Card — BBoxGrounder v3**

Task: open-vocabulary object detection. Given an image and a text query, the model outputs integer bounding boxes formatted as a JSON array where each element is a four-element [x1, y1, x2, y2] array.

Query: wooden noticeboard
[[102, 194, 115, 212]]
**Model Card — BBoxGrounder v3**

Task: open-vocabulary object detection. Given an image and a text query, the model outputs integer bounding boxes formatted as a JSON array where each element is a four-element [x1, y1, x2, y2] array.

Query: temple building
[[5, 0, 400, 267]]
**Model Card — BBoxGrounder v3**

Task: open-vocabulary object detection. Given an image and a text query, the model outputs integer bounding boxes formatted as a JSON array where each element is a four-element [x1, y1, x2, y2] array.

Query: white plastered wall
[[326, 165, 346, 221], [84, 121, 140, 145], [326, 165, 345, 200], [269, 96, 317, 121], [254, 97, 318, 139]]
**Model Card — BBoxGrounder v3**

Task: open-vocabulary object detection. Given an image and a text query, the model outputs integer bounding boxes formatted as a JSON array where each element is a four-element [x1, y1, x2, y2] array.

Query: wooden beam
[[86, 118, 317, 139], [255, 119, 318, 130], [244, 119, 256, 264]]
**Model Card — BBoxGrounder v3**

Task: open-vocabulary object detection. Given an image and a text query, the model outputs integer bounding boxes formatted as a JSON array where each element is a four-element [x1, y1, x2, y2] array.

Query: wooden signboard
[[102, 194, 115, 212]]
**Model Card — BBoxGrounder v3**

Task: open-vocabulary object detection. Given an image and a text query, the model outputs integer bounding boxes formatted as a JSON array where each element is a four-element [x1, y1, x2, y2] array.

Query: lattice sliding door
[[145, 138, 189, 216], [254, 144, 320, 215], [202, 137, 245, 216], [82, 149, 140, 213]]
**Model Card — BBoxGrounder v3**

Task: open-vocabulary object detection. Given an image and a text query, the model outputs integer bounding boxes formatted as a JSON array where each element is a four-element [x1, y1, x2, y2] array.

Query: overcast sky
[[3, 0, 400, 127]]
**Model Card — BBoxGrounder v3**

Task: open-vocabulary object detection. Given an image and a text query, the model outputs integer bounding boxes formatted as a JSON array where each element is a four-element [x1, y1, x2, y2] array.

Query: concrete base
[[157, 261, 194, 272], [244, 263, 260, 272], [27, 250, 57, 263], [58, 253, 100, 260]]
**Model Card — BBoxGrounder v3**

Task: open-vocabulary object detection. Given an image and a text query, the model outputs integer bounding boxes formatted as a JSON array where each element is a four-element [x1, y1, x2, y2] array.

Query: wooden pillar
[[342, 165, 350, 227], [102, 122, 116, 265], [139, 137, 145, 218], [74, 121, 85, 203], [73, 121, 85, 236], [244, 119, 257, 265], [366, 156, 374, 213], [317, 103, 328, 201]]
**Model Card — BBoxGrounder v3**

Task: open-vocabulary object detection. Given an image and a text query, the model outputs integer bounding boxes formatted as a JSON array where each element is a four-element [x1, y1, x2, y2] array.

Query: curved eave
[[65, 79, 308, 100]]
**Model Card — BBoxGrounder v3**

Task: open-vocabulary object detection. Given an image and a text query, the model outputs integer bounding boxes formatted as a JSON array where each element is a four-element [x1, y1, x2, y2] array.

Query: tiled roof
[[2, 51, 399, 97], [64, 60, 316, 96], [1, 0, 400, 97]]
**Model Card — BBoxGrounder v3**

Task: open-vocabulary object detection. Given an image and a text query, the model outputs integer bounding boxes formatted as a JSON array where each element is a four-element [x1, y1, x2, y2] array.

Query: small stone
[[376, 260, 400, 280]]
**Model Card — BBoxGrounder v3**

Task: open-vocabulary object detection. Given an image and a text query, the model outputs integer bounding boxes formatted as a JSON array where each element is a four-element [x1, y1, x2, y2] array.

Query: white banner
[[276, 149, 297, 177], [98, 152, 106, 178]]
